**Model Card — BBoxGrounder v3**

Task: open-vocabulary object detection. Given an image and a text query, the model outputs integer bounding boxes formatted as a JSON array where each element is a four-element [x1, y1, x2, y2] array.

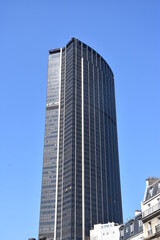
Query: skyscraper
[[39, 38, 123, 240]]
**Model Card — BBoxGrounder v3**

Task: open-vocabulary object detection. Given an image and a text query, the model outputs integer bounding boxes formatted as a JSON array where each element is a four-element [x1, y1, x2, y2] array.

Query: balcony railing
[[142, 202, 160, 218], [155, 224, 160, 233]]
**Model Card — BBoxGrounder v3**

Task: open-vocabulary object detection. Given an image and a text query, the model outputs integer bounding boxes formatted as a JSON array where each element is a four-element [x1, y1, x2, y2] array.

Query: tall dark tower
[[39, 38, 123, 240]]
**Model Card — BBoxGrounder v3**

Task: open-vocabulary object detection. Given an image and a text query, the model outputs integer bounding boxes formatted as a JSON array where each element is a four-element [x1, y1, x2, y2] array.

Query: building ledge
[[144, 229, 160, 240], [142, 202, 160, 223]]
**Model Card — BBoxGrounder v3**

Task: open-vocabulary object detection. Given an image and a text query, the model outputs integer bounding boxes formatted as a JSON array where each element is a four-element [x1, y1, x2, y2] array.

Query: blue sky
[[0, 0, 160, 239]]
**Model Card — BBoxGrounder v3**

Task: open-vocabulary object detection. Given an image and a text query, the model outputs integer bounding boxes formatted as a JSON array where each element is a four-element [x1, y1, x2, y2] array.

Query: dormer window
[[149, 187, 153, 197], [120, 227, 124, 238], [138, 218, 142, 228], [126, 226, 129, 233], [130, 223, 134, 233]]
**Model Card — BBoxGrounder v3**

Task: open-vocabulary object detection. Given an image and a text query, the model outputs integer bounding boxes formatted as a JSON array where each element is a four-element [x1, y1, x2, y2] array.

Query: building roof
[[119, 212, 143, 240], [48, 37, 114, 77], [144, 177, 160, 202]]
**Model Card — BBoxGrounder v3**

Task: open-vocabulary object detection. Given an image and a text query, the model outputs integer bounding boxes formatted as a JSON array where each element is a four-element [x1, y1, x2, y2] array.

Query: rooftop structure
[[90, 222, 120, 240]]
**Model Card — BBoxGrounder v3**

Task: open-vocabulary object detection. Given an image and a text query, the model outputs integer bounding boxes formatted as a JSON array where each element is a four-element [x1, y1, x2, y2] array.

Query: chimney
[[135, 210, 141, 216], [146, 177, 159, 186]]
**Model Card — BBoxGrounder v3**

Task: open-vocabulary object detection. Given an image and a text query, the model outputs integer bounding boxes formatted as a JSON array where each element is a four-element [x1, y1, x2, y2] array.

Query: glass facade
[[39, 52, 61, 240], [39, 38, 123, 240]]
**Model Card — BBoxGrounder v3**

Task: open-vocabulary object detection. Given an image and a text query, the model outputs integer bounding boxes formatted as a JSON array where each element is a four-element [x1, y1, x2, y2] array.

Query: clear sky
[[1, 0, 160, 239]]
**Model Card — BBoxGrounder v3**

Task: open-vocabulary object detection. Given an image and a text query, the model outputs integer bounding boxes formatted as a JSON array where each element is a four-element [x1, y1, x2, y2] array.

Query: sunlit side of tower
[[39, 38, 123, 240]]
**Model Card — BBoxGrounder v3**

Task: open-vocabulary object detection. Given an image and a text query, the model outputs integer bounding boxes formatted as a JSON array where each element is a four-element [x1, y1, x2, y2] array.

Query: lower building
[[90, 177, 160, 240], [119, 177, 160, 240], [90, 222, 120, 240], [119, 211, 143, 240], [141, 177, 160, 240]]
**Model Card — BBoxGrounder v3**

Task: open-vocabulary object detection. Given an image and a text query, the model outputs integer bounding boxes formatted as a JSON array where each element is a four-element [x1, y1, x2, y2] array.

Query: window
[[148, 222, 152, 236], [126, 226, 129, 233], [148, 222, 152, 230], [138, 218, 143, 228], [130, 223, 134, 233], [120, 228, 124, 238], [149, 187, 153, 198], [158, 182, 160, 193]]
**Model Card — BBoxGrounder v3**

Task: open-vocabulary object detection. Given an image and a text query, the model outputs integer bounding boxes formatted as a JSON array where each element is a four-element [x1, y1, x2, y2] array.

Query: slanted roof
[[144, 177, 160, 201], [119, 212, 143, 240]]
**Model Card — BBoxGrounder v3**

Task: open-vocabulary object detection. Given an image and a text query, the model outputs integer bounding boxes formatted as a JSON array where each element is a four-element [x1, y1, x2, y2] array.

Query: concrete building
[[90, 222, 120, 240], [39, 38, 123, 240], [141, 177, 160, 240], [89, 177, 160, 240]]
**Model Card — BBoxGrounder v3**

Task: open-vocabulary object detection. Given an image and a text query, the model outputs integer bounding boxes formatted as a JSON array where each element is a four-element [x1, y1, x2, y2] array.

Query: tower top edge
[[48, 38, 114, 76], [49, 48, 61, 54]]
